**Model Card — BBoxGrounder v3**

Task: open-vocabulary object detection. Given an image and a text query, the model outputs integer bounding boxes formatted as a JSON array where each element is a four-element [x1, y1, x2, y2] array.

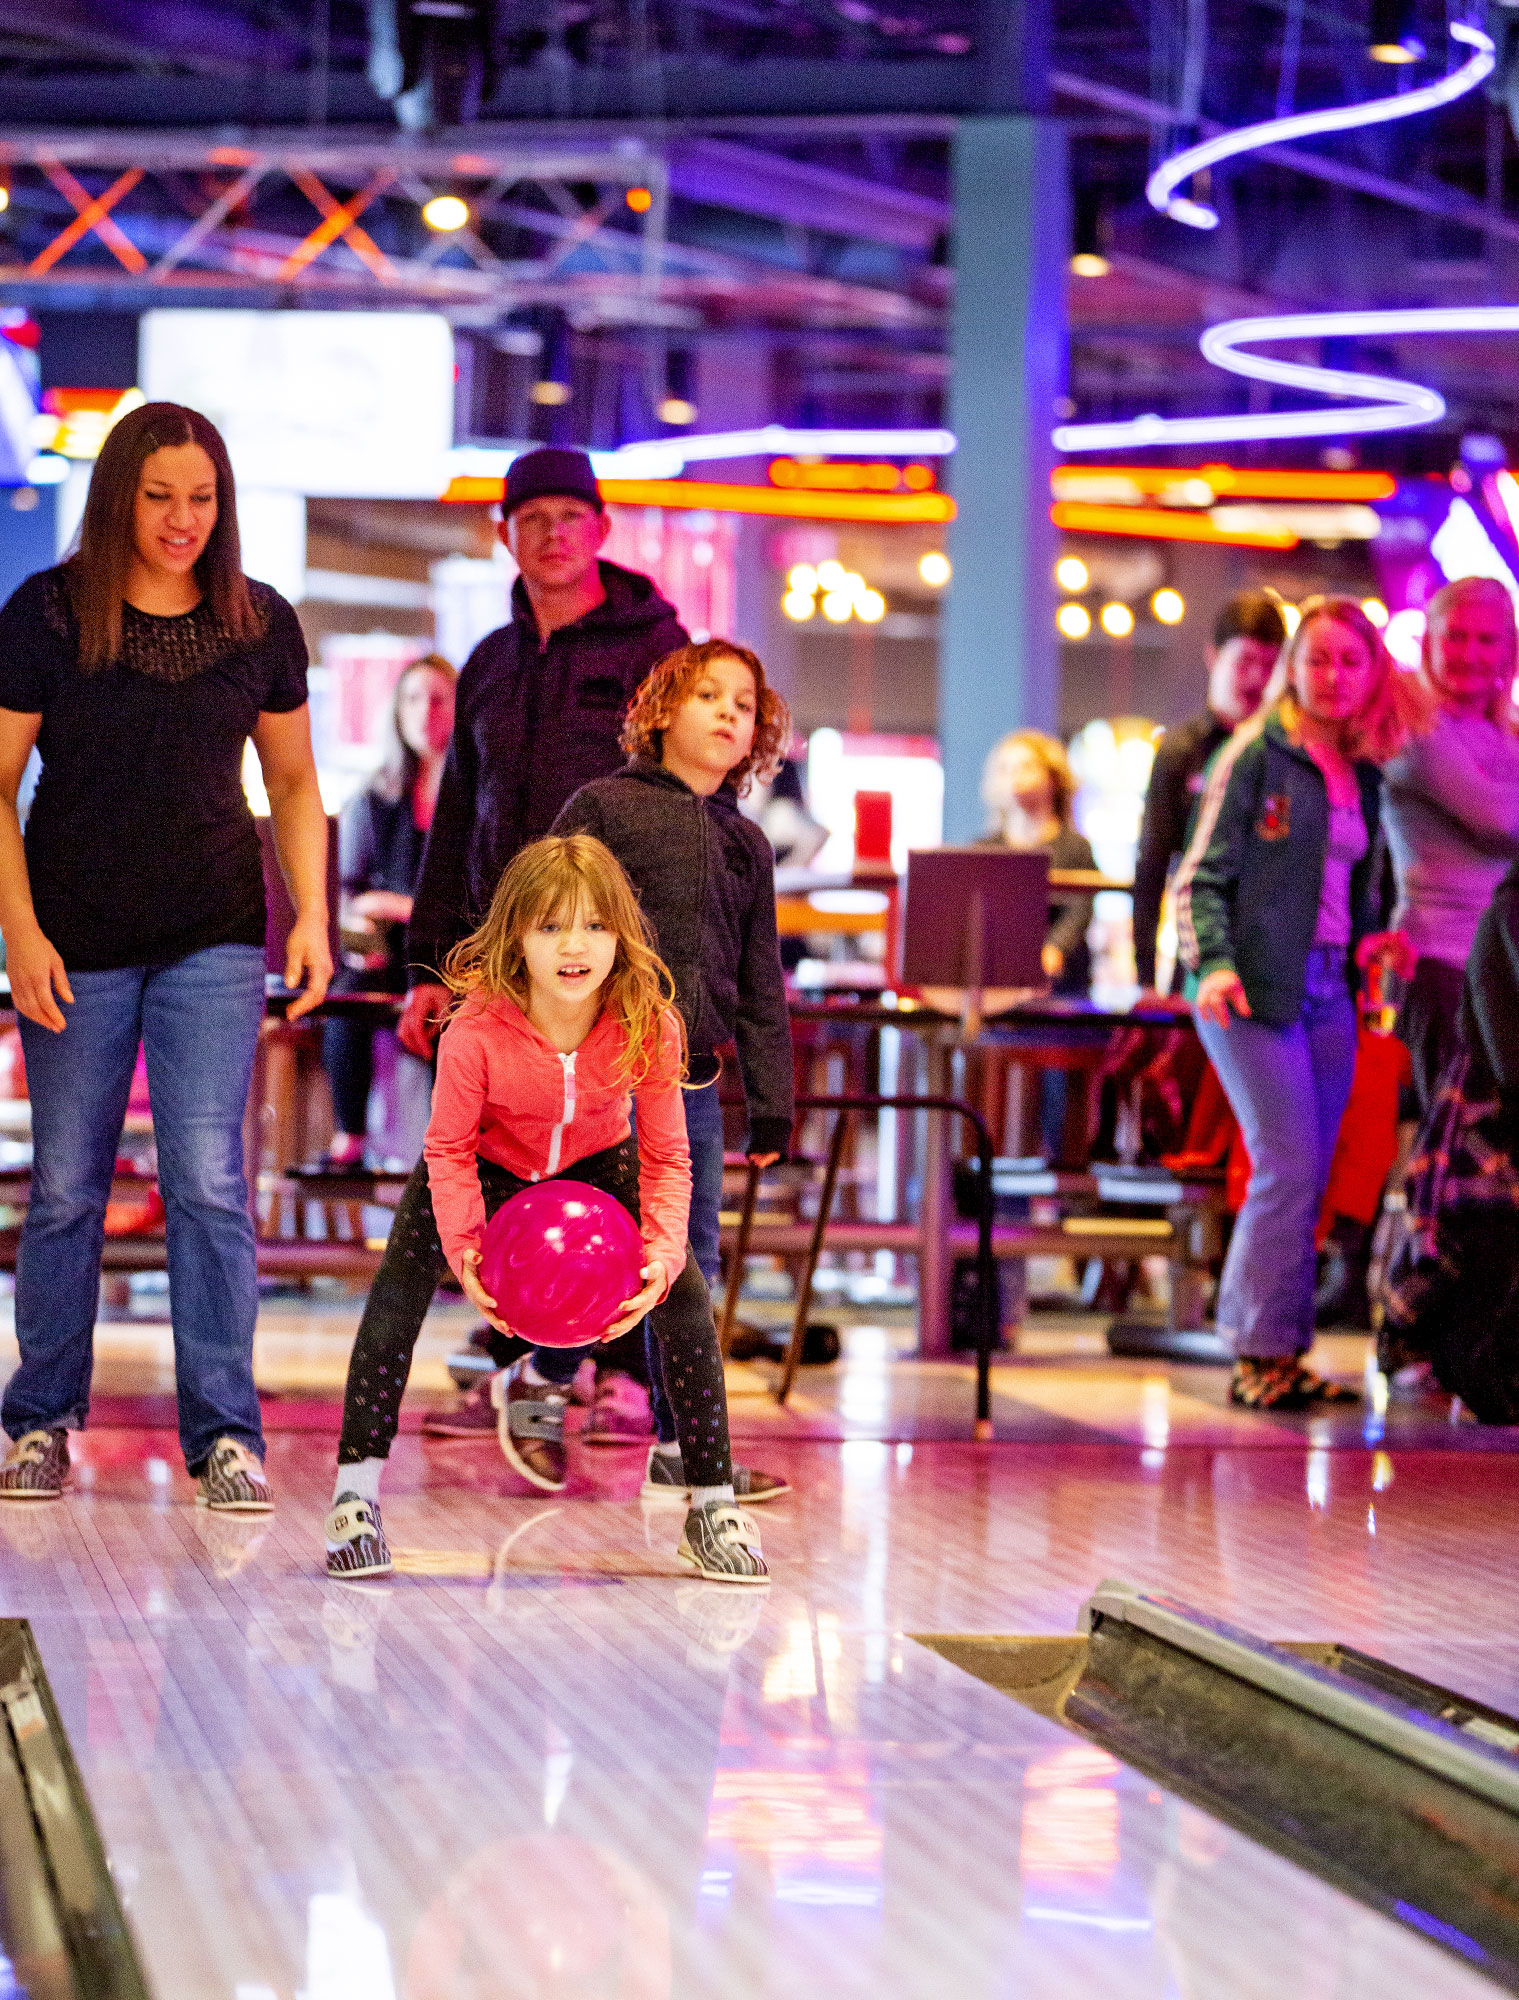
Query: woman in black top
[[324, 654, 456, 1165], [0, 402, 330, 1509]]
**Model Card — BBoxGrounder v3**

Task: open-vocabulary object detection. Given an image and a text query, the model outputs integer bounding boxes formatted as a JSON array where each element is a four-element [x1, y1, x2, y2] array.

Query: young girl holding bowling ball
[[324, 832, 767, 1586]]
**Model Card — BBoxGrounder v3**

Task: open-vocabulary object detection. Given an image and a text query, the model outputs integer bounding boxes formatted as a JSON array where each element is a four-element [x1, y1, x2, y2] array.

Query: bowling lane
[[1, 1428, 1515, 1998]]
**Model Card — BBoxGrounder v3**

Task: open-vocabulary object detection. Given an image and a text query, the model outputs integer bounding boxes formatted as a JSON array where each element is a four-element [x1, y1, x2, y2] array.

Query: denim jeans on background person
[[1, 944, 268, 1470], [529, 1081, 725, 1448], [1195, 946, 1359, 1360]]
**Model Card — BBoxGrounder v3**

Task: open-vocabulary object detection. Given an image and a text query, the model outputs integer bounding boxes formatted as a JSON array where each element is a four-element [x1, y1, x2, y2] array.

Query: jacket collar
[[469, 987, 618, 1058], [1262, 702, 1380, 787], [508, 560, 677, 640], [624, 755, 741, 812]]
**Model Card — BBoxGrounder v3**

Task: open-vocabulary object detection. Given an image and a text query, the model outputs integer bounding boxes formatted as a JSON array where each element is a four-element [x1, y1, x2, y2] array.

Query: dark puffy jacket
[[1173, 705, 1387, 1025], [407, 562, 686, 981], [552, 759, 794, 1158]]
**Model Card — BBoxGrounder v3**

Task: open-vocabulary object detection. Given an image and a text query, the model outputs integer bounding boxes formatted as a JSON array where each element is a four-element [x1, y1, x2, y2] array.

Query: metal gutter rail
[[0, 1622, 150, 2000]]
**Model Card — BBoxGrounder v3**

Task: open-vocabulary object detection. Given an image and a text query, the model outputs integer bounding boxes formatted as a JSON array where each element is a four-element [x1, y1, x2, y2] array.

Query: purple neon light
[[1053, 306, 1519, 453], [1147, 20, 1494, 230]]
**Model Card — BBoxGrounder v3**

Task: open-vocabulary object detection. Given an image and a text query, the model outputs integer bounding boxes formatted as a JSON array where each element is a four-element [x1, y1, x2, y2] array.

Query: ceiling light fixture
[[1368, 0, 1424, 65], [1055, 306, 1519, 453], [421, 193, 470, 232], [1146, 20, 1492, 229]]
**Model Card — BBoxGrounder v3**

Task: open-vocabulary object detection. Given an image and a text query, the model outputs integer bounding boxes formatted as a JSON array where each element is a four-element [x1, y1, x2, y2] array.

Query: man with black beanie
[[400, 446, 688, 1056], [1131, 587, 1288, 994]]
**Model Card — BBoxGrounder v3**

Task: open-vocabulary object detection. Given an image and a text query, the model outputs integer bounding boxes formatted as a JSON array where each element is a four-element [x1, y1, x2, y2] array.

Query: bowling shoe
[[0, 1427, 69, 1501], [421, 1376, 500, 1437], [493, 1358, 568, 1492], [1229, 1358, 1359, 1409], [641, 1445, 790, 1504], [580, 1369, 654, 1446], [325, 1493, 392, 1581], [677, 1500, 770, 1585], [195, 1437, 274, 1513]]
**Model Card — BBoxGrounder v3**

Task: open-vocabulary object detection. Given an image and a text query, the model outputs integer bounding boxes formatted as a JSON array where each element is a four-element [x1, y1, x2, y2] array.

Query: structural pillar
[[940, 117, 1068, 840]]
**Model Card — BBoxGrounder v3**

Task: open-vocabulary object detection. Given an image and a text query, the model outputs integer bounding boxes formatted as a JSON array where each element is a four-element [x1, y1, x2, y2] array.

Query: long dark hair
[[371, 653, 458, 804], [68, 401, 262, 668]]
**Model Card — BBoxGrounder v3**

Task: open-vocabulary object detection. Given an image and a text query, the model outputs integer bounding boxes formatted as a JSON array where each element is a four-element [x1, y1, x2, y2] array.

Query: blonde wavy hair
[[1417, 576, 1519, 734], [442, 834, 684, 1087], [1259, 593, 1429, 762]]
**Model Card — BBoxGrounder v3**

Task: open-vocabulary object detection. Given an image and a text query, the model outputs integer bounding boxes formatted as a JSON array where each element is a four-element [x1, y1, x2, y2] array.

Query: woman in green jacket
[[1174, 596, 1419, 1409]]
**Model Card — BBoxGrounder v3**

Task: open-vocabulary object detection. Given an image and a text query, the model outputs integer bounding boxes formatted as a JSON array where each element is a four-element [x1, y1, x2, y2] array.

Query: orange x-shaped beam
[[31, 160, 147, 276], [280, 169, 397, 282]]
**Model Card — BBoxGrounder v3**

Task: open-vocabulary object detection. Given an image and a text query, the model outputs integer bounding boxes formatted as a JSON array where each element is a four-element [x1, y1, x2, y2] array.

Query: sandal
[[1230, 1358, 1359, 1410]]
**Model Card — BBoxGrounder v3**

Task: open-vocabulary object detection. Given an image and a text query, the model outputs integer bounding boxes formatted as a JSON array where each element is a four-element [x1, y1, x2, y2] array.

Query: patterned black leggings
[[337, 1135, 733, 1487]]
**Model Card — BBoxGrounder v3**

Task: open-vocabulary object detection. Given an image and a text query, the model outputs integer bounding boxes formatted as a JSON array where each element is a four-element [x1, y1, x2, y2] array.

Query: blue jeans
[[530, 1083, 724, 1448], [3, 945, 267, 1469], [1196, 947, 1358, 1359]]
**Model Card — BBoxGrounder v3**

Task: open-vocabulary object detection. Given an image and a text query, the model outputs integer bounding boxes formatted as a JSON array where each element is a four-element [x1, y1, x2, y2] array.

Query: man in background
[[1131, 588, 1288, 995]]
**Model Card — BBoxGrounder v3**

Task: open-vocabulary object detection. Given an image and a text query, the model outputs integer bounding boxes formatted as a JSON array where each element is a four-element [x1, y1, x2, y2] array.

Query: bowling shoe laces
[[677, 1500, 770, 1586], [642, 1447, 790, 1505], [325, 1493, 393, 1581], [0, 1428, 69, 1501], [493, 1359, 568, 1492], [195, 1437, 274, 1513]]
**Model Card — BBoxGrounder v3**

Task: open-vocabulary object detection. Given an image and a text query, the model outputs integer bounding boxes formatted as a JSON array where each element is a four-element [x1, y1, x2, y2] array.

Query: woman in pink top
[[324, 833, 766, 1586]]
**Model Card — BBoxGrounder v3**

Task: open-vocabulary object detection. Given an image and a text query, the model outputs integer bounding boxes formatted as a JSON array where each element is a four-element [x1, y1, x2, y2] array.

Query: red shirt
[[423, 990, 691, 1289]]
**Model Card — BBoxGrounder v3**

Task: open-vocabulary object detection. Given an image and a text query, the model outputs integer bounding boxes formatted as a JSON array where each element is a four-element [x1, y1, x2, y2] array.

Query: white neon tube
[[1147, 20, 1495, 229], [1054, 305, 1519, 453]]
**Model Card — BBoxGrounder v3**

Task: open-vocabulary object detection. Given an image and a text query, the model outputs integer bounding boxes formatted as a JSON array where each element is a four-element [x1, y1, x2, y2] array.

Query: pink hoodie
[[423, 991, 691, 1290]]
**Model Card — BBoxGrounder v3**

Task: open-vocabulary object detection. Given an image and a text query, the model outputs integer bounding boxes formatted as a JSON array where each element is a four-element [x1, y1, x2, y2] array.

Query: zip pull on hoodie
[[423, 990, 691, 1292]]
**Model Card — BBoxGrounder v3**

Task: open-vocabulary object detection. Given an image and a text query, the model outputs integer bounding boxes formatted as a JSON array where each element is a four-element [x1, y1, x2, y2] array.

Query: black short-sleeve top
[[0, 565, 310, 971]]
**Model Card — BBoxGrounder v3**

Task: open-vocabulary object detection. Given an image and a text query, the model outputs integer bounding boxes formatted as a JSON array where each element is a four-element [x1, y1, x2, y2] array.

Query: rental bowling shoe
[[0, 1428, 69, 1500], [642, 1445, 790, 1504], [677, 1500, 769, 1585], [325, 1493, 393, 1581], [494, 1357, 568, 1491], [195, 1437, 273, 1513]]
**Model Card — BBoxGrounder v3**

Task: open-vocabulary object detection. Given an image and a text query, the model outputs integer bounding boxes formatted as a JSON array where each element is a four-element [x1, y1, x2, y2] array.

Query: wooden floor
[[0, 1294, 1514, 1998]]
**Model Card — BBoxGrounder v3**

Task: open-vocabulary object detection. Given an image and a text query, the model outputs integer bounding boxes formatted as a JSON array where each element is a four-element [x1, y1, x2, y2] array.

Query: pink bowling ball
[[477, 1180, 646, 1347]]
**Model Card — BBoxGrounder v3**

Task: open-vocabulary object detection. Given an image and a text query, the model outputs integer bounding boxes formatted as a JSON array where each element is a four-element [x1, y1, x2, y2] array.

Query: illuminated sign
[[38, 386, 145, 460], [141, 309, 454, 498], [768, 459, 936, 491]]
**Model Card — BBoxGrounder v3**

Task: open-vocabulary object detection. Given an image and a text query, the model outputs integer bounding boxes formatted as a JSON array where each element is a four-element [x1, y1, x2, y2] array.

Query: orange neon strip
[[441, 475, 957, 522], [1050, 500, 1299, 548], [1052, 462, 1396, 501]]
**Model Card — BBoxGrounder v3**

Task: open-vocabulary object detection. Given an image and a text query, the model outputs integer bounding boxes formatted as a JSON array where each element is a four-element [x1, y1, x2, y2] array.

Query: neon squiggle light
[[1147, 21, 1494, 229], [1053, 306, 1519, 453]]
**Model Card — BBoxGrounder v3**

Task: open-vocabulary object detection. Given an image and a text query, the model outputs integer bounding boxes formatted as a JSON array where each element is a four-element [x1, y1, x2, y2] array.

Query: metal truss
[[0, 128, 938, 331]]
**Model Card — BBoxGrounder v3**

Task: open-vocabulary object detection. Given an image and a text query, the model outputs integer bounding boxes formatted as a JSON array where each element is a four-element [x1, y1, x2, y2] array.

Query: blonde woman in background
[[979, 729, 1096, 993], [1382, 576, 1519, 1113]]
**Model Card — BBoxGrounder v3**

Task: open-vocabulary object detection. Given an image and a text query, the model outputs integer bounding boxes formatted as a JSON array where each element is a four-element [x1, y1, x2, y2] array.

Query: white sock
[[691, 1483, 735, 1509], [333, 1458, 385, 1508]]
